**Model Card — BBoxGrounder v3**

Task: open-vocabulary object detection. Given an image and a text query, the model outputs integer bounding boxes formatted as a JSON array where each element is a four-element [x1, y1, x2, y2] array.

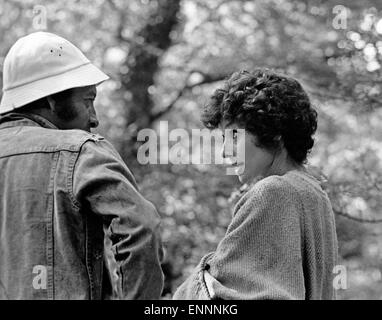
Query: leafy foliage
[[1, 0, 382, 299]]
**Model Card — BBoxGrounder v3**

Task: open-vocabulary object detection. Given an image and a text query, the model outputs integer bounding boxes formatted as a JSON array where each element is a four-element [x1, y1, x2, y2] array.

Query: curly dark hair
[[201, 68, 318, 164]]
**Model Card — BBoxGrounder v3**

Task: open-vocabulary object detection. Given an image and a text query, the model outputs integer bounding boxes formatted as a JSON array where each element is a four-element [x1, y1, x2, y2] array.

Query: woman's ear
[[274, 135, 284, 148]]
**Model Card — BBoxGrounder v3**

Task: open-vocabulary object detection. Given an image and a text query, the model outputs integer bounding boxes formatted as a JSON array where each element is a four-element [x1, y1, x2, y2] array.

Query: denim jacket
[[0, 113, 164, 299]]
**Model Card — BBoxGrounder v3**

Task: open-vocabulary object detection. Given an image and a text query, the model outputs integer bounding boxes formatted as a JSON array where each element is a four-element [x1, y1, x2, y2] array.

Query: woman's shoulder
[[232, 168, 329, 214], [231, 173, 303, 221], [231, 175, 294, 214], [245, 169, 326, 203], [247, 174, 294, 199]]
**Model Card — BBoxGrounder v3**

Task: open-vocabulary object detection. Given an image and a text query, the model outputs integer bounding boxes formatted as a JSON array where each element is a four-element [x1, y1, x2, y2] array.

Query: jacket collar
[[0, 112, 58, 130]]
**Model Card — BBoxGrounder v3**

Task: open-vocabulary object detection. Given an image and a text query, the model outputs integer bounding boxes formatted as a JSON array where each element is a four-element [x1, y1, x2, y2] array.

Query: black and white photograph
[[0, 0, 381, 307]]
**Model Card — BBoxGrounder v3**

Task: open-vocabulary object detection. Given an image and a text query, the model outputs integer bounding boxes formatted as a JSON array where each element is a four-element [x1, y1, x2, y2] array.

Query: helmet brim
[[0, 62, 109, 114]]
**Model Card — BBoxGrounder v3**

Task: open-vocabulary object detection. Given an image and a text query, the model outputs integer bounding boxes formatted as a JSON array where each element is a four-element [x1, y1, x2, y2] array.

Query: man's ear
[[46, 96, 56, 112]]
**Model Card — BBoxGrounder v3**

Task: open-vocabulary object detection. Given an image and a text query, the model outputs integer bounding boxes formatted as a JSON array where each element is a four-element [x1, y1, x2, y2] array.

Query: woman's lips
[[234, 163, 245, 175]]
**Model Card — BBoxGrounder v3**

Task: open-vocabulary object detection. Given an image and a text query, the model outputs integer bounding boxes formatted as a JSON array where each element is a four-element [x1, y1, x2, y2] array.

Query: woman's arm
[[174, 175, 305, 300]]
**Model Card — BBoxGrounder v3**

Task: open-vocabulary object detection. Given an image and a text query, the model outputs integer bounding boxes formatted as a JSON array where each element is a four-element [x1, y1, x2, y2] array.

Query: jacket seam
[[67, 150, 82, 210], [67, 137, 98, 210], [85, 215, 95, 299], [46, 152, 60, 299], [0, 149, 80, 160], [0, 279, 10, 300]]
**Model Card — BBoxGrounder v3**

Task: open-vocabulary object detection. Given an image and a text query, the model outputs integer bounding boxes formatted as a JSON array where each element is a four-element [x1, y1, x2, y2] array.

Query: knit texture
[[173, 169, 338, 300]]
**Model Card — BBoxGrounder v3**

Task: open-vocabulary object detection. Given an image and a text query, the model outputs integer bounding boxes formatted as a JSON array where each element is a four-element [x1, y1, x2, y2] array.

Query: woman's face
[[219, 120, 275, 184]]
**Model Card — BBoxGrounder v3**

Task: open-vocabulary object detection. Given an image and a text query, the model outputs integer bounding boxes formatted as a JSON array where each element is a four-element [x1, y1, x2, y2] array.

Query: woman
[[173, 68, 338, 300]]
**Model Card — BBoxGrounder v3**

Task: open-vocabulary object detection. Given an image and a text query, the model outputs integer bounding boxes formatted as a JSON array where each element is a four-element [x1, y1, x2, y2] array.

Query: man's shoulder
[[55, 129, 106, 150], [0, 125, 108, 157], [26, 126, 106, 152]]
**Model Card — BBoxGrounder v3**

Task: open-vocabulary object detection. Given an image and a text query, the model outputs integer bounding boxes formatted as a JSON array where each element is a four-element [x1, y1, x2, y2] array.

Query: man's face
[[54, 85, 98, 132]]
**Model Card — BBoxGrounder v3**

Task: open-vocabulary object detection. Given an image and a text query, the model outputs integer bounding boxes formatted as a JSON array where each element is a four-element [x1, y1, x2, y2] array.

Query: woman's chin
[[237, 174, 247, 184], [238, 172, 261, 185]]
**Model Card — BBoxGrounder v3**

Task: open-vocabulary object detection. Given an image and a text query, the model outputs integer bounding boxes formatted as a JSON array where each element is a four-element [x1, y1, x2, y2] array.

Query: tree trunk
[[119, 0, 181, 161]]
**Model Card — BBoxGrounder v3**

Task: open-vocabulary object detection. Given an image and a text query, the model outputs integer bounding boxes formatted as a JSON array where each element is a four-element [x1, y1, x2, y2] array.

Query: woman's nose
[[221, 140, 228, 159]]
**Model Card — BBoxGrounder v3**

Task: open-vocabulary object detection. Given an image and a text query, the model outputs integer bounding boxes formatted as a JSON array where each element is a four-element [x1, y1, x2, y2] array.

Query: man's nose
[[90, 117, 99, 128], [89, 107, 99, 128]]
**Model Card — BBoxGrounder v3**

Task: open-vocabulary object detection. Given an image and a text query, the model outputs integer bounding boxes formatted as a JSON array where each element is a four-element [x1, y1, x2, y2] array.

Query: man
[[0, 32, 164, 299]]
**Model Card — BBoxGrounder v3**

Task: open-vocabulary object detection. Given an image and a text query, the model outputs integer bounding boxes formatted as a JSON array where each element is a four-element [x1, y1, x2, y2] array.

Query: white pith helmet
[[0, 31, 109, 114]]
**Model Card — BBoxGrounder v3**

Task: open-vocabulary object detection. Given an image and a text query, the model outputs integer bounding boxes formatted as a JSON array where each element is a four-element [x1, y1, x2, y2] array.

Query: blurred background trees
[[1, 0, 382, 299]]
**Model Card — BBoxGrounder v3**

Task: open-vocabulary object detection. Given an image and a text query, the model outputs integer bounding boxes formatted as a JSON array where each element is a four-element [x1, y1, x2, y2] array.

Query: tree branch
[[106, 0, 128, 43], [149, 72, 227, 122], [335, 210, 382, 223]]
